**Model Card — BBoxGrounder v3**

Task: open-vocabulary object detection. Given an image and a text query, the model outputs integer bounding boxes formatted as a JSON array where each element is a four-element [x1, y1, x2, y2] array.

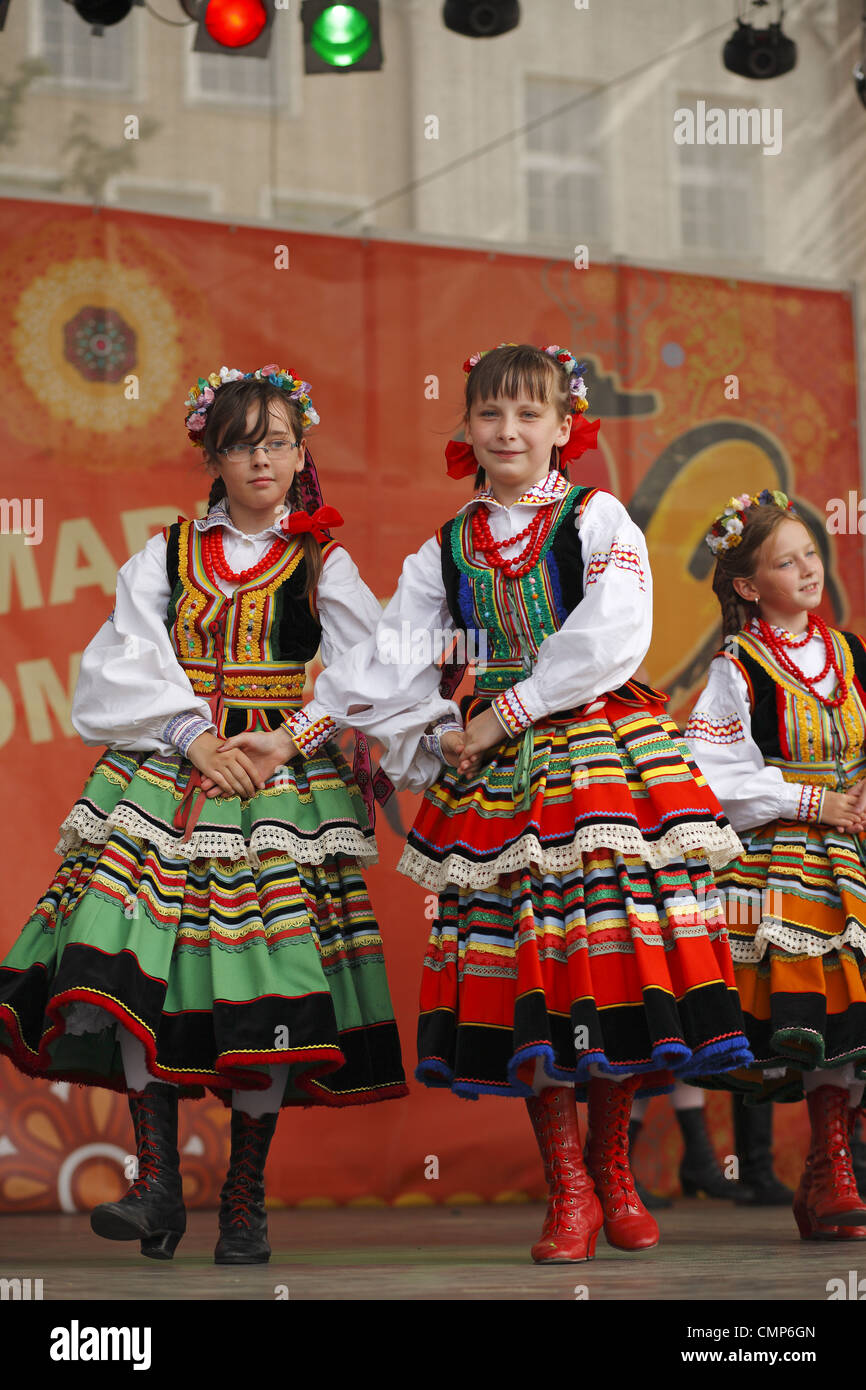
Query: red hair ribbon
[[279, 505, 344, 540], [445, 413, 600, 479]]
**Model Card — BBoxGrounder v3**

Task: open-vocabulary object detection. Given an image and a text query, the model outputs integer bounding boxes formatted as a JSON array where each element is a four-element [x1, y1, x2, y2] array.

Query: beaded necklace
[[202, 525, 288, 586], [470, 505, 555, 578], [755, 614, 849, 709]]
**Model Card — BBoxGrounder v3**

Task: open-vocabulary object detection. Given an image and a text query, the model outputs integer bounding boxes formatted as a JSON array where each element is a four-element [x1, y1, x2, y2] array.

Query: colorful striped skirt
[[398, 691, 753, 1100], [700, 818, 866, 1102], [0, 744, 407, 1108]]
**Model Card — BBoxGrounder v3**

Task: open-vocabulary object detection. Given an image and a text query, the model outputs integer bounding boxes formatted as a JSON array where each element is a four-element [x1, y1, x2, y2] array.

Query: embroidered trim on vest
[[446, 485, 590, 692], [733, 628, 866, 788]]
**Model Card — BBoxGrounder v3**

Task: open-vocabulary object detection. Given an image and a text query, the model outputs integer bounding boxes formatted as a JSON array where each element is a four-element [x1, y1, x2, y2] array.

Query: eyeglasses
[[218, 440, 300, 462]]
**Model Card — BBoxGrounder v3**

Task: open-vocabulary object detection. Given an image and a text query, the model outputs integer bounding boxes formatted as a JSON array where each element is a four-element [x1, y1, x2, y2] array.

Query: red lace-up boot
[[525, 1086, 603, 1263], [586, 1076, 660, 1251], [795, 1092, 866, 1235], [214, 1110, 278, 1265], [90, 1082, 186, 1259]]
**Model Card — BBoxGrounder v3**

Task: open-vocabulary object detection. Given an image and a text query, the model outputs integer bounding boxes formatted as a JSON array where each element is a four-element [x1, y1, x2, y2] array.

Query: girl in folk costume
[[298, 343, 753, 1262], [0, 365, 429, 1264], [684, 490, 866, 1241]]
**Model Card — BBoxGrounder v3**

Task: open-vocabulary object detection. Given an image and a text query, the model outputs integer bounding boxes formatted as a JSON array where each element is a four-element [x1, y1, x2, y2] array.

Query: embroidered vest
[[162, 519, 338, 739], [725, 627, 866, 789], [438, 484, 596, 697]]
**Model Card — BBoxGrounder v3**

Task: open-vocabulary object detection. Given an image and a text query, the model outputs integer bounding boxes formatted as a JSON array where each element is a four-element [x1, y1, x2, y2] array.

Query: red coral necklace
[[471, 506, 554, 578], [755, 614, 849, 709], [202, 525, 288, 585]]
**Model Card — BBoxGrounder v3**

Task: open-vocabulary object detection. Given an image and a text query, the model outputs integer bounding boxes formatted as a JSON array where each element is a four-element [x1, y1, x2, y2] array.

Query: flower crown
[[705, 489, 795, 556], [462, 343, 589, 414], [184, 363, 320, 448]]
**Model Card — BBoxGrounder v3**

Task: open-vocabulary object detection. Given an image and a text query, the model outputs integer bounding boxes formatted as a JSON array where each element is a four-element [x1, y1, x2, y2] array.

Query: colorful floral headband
[[446, 343, 598, 480], [705, 489, 795, 556], [184, 363, 320, 447], [462, 343, 590, 414]]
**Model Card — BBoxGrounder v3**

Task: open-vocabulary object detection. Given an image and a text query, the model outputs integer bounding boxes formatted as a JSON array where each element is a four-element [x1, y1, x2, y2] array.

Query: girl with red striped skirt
[[685, 490, 866, 1241], [301, 343, 753, 1262]]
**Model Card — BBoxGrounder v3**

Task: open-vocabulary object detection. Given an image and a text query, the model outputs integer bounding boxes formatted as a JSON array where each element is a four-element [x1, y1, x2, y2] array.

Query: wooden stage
[[0, 1199, 859, 1301]]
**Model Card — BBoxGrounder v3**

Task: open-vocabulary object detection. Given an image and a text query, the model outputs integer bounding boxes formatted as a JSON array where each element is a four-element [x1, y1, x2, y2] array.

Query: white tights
[[632, 1080, 705, 1122], [119, 1030, 288, 1118], [531, 1056, 633, 1093], [803, 1064, 865, 1107]]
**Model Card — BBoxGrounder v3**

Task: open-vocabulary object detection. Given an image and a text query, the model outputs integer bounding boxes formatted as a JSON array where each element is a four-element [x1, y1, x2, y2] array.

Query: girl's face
[[465, 391, 571, 504], [206, 401, 305, 522], [733, 517, 824, 630]]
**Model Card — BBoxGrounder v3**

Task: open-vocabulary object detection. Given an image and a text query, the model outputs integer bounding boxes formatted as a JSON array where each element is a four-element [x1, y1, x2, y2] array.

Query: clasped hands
[[441, 707, 507, 779], [187, 728, 299, 799], [820, 783, 866, 834]]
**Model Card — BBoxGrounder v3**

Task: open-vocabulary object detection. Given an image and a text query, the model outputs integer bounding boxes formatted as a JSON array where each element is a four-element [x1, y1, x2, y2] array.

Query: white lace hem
[[55, 804, 378, 871], [731, 918, 866, 964], [397, 822, 743, 892]]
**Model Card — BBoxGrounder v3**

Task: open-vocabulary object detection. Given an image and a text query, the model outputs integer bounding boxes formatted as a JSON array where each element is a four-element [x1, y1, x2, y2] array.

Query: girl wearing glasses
[[0, 366, 443, 1265]]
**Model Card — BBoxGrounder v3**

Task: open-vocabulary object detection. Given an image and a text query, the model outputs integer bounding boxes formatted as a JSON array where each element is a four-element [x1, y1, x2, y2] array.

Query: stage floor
[[0, 1199, 857, 1300]]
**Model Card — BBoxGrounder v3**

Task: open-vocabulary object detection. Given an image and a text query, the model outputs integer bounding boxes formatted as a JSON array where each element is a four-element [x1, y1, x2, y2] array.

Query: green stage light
[[301, 1, 382, 74], [312, 6, 370, 67]]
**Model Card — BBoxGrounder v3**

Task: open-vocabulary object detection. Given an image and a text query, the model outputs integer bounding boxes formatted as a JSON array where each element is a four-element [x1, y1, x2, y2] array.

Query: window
[[36, 0, 133, 91], [187, 28, 285, 109], [523, 77, 608, 247], [264, 192, 370, 232], [107, 181, 219, 218], [676, 114, 763, 259], [0, 167, 64, 199]]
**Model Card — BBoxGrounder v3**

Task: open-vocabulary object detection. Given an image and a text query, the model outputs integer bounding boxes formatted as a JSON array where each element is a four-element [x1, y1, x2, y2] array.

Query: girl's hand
[[186, 731, 262, 800], [192, 728, 298, 799], [456, 708, 507, 778], [439, 730, 465, 767], [819, 788, 866, 833]]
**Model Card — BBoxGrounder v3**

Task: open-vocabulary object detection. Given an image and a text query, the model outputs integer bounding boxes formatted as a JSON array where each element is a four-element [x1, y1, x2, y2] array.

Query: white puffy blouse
[[71, 502, 454, 767], [683, 622, 838, 833], [298, 471, 654, 790]]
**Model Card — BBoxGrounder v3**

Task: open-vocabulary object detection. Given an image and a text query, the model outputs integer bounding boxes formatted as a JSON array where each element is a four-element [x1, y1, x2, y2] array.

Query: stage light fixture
[[722, 2, 797, 79], [442, 1, 520, 39], [72, 0, 136, 25], [855, 3, 866, 110], [191, 0, 274, 58], [204, 0, 266, 47], [301, 3, 382, 74]]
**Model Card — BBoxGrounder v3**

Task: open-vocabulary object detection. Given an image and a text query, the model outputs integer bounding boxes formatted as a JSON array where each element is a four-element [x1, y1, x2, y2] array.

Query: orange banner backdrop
[[0, 201, 861, 1214]]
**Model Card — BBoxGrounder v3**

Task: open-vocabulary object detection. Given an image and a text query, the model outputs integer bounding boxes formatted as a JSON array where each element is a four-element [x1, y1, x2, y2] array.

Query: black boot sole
[[91, 1203, 185, 1255], [214, 1249, 271, 1265], [91, 1206, 147, 1241]]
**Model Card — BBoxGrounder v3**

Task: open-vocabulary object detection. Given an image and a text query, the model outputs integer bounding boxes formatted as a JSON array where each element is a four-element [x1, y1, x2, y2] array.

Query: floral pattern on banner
[[0, 1058, 229, 1213]]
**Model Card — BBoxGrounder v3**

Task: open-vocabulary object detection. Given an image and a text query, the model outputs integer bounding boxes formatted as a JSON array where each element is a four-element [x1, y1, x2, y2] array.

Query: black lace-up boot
[[214, 1109, 278, 1265], [90, 1082, 186, 1259]]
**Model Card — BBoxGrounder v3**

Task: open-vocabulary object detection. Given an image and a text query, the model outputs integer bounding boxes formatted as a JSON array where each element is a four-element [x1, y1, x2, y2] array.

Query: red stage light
[[204, 0, 267, 48]]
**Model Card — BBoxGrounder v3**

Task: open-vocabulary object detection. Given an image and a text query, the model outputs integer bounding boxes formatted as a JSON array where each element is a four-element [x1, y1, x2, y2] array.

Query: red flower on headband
[[445, 411, 600, 479]]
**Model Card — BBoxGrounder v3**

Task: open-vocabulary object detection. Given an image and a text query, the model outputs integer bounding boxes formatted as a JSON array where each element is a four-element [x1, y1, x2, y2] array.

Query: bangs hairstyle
[[711, 501, 815, 638], [465, 343, 572, 419], [464, 343, 573, 489], [200, 377, 321, 597]]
